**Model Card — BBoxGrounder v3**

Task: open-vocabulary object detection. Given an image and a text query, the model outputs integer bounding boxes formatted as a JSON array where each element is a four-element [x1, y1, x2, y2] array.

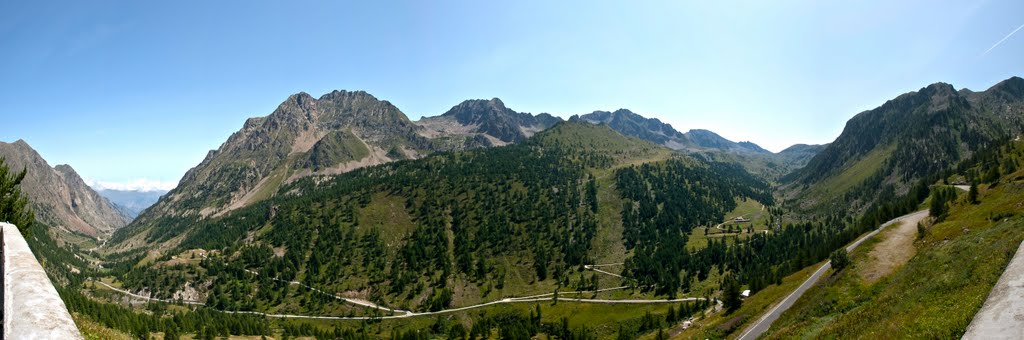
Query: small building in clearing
[[741, 289, 751, 298]]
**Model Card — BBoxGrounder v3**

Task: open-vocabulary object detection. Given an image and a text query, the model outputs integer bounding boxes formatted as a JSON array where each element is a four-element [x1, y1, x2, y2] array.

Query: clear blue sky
[[2, 1, 1022, 190]]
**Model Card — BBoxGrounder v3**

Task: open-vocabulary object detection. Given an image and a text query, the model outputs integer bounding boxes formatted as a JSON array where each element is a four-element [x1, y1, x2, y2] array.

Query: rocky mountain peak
[[432, 98, 557, 143], [130, 89, 432, 229], [487, 97, 506, 110]]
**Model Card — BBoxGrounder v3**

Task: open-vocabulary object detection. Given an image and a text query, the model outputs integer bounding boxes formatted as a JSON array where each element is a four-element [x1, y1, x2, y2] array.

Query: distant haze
[[95, 188, 168, 219]]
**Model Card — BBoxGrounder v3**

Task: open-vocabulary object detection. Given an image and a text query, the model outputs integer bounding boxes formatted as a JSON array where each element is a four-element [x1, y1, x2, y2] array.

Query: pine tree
[[534, 304, 542, 326], [0, 157, 34, 234], [968, 183, 979, 204], [722, 273, 743, 313]]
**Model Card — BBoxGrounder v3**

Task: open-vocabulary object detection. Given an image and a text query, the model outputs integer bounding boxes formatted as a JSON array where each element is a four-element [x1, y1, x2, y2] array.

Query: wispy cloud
[[982, 23, 1024, 56], [85, 178, 176, 192]]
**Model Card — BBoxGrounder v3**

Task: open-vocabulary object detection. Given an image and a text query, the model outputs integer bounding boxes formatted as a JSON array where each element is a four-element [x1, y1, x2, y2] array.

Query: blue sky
[[1, 1, 1023, 190]]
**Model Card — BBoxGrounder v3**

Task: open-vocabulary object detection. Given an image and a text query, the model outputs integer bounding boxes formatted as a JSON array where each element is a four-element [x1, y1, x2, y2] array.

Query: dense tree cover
[[118, 124, 622, 312], [277, 322, 372, 339], [60, 288, 269, 338], [616, 158, 773, 296], [20, 223, 90, 286], [0, 156, 34, 233], [611, 154, 937, 301], [361, 304, 600, 340]]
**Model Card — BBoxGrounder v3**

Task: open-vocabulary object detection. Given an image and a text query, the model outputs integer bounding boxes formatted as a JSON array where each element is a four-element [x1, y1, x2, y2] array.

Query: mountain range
[[26, 76, 1024, 247], [10, 76, 1024, 340], [578, 108, 772, 154], [110, 90, 799, 250]]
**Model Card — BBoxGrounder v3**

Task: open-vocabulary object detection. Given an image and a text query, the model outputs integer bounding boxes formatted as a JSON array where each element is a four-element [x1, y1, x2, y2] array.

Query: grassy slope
[[801, 144, 895, 204], [765, 174, 1024, 338], [357, 193, 416, 251]]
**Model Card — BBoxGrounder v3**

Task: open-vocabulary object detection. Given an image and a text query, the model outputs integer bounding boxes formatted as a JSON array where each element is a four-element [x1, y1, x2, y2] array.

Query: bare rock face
[[129, 90, 435, 240], [0, 140, 130, 236], [418, 98, 561, 146]]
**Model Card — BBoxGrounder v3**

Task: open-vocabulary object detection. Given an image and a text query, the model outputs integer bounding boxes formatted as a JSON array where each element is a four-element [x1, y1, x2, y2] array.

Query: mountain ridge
[[784, 76, 1024, 214], [0, 140, 129, 236], [578, 109, 775, 155]]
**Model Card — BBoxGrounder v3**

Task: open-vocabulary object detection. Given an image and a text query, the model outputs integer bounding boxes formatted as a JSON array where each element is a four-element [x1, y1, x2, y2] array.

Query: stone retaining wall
[[2, 222, 82, 339]]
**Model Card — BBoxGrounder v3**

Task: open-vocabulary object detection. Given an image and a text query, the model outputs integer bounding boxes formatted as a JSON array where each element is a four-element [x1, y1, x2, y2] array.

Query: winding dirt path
[[860, 211, 928, 283]]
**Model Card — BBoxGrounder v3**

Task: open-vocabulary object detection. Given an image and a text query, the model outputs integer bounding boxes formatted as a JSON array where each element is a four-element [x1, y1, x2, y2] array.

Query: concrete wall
[[2, 222, 82, 340]]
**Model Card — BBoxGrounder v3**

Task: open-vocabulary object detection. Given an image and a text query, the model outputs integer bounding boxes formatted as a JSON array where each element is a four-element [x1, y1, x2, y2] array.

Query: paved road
[[963, 241, 1024, 339], [736, 209, 928, 340]]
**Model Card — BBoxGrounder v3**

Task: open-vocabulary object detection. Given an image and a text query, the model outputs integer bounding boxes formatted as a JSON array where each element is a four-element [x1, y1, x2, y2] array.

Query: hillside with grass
[[763, 139, 1024, 338]]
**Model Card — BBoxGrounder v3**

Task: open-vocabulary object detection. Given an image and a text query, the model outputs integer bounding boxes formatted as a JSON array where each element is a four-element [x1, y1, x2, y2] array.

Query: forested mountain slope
[[783, 76, 1024, 215], [102, 122, 780, 317], [0, 139, 129, 236]]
